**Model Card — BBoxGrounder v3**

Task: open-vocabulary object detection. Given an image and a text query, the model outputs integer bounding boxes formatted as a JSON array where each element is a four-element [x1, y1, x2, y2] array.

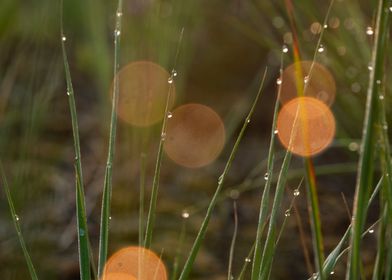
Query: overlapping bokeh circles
[[102, 246, 167, 280], [276, 97, 335, 157], [112, 61, 176, 127], [280, 61, 336, 106], [164, 103, 226, 168]]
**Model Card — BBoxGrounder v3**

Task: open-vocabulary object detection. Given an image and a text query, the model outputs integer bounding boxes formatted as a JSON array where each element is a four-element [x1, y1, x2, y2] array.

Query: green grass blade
[[346, 1, 391, 279], [61, 3, 92, 279], [251, 47, 282, 280], [258, 149, 292, 279], [236, 244, 255, 280], [97, 0, 123, 277], [228, 201, 239, 280], [143, 28, 184, 249], [178, 69, 268, 280], [0, 163, 39, 280], [304, 158, 325, 279]]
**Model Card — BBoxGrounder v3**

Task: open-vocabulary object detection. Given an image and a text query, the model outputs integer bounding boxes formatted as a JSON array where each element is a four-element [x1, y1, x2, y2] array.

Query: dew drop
[[181, 210, 190, 219], [304, 76, 309, 83], [312, 273, 318, 279], [62, 35, 67, 42], [245, 257, 251, 263], [246, 118, 251, 123], [389, 7, 392, 12], [230, 189, 240, 200], [318, 44, 325, 53], [376, 80, 381, 85], [116, 11, 123, 17], [369, 228, 374, 234], [368, 65, 373, 71], [15, 215, 20, 221], [264, 172, 269, 181], [171, 69, 178, 77], [167, 112, 173, 118], [284, 209, 291, 217], [348, 142, 359, 152], [324, 24, 328, 29], [293, 189, 300, 196], [330, 271, 335, 275], [379, 95, 385, 100], [218, 174, 224, 184], [366, 26, 374, 35], [274, 129, 279, 135], [276, 78, 282, 85], [109, 216, 112, 220], [66, 90, 70, 96], [161, 132, 166, 141], [167, 77, 174, 84], [115, 29, 121, 36], [282, 45, 289, 53]]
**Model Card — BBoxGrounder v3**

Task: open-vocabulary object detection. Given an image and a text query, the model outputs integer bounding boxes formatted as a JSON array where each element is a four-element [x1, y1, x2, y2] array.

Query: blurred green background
[[0, 0, 388, 279]]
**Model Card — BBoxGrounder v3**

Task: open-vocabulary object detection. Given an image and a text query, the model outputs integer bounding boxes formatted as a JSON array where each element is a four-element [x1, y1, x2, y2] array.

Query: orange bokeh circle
[[280, 61, 336, 106], [112, 61, 176, 127], [164, 103, 226, 168], [103, 246, 167, 280], [103, 273, 137, 280], [276, 97, 335, 157]]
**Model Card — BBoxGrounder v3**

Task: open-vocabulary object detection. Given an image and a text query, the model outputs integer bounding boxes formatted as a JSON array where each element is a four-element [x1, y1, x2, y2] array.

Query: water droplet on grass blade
[[15, 215, 20, 221], [293, 189, 300, 196], [276, 78, 282, 85], [264, 172, 269, 180], [318, 44, 325, 53], [181, 210, 190, 219], [282, 45, 288, 53], [167, 112, 173, 118], [245, 257, 251, 263], [284, 209, 291, 217], [366, 26, 374, 35], [167, 77, 173, 84], [62, 35, 67, 41]]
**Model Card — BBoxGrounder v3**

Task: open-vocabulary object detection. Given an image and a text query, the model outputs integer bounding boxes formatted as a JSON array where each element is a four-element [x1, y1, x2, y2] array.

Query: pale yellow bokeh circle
[[112, 61, 176, 126], [280, 61, 336, 106], [103, 246, 167, 280], [164, 103, 226, 168], [276, 97, 335, 157]]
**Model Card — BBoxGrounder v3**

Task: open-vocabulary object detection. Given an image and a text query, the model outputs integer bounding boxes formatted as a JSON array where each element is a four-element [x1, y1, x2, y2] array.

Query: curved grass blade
[[346, 1, 391, 279], [97, 0, 123, 277], [178, 69, 268, 280], [61, 3, 92, 279], [0, 163, 39, 280], [143, 28, 184, 249], [228, 201, 239, 280], [251, 48, 283, 280]]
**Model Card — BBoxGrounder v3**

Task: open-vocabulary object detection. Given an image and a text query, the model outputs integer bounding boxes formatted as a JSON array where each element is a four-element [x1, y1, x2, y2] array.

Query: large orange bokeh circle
[[103, 273, 137, 280], [164, 103, 226, 168], [280, 61, 336, 106], [112, 61, 176, 127], [276, 97, 335, 157], [103, 246, 167, 280]]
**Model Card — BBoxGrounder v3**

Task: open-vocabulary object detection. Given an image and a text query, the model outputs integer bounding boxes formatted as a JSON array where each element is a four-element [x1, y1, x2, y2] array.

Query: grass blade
[[228, 201, 239, 280], [143, 28, 184, 249], [346, 1, 391, 279], [97, 0, 123, 277], [0, 163, 39, 280], [60, 3, 92, 279], [251, 48, 282, 280], [178, 69, 268, 280]]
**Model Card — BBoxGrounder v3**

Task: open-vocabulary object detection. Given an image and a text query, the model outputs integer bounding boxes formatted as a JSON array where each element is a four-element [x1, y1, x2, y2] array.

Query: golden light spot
[[112, 61, 175, 127], [103, 272, 136, 280], [276, 97, 335, 157], [280, 61, 336, 106], [103, 246, 167, 280], [164, 103, 225, 168]]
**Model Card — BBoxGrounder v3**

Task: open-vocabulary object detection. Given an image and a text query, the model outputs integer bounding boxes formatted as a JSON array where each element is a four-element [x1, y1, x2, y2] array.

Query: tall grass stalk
[[346, 0, 391, 279], [61, 2, 92, 278], [97, 0, 123, 277], [251, 50, 282, 280], [143, 28, 184, 249], [178, 69, 268, 280], [0, 163, 39, 280]]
